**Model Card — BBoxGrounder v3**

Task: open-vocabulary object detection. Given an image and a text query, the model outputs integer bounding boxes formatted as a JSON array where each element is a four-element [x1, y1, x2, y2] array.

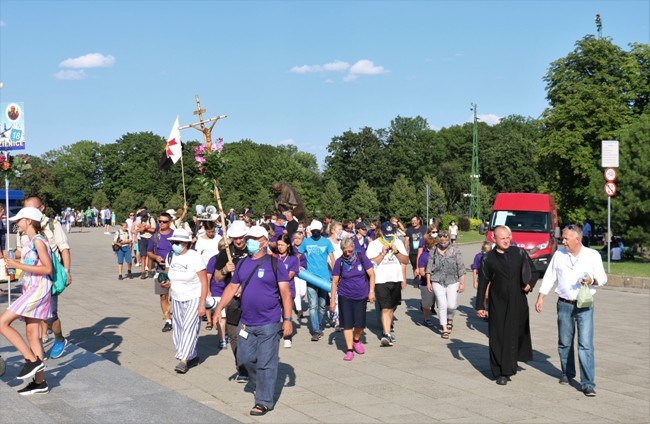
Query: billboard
[[0, 102, 26, 150]]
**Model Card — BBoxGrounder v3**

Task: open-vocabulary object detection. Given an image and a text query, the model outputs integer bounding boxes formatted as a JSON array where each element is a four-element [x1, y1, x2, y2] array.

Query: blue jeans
[[557, 301, 595, 389], [306, 285, 327, 335], [237, 322, 281, 409]]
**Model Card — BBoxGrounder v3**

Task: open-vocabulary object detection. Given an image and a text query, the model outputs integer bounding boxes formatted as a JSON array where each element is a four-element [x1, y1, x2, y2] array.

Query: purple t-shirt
[[232, 255, 290, 326], [148, 231, 173, 270], [206, 256, 227, 296], [278, 254, 299, 298], [353, 235, 369, 254], [472, 252, 484, 271], [418, 250, 430, 286], [332, 253, 374, 300]]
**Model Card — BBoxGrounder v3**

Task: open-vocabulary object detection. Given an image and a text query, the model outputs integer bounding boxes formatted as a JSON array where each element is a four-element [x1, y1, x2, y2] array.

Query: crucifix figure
[[182, 94, 227, 151]]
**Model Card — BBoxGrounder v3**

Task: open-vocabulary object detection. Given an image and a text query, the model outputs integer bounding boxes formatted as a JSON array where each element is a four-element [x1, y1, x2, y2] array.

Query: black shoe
[[174, 361, 188, 374], [236, 373, 249, 383], [118, 275, 123, 280], [496, 376, 508, 385], [128, 271, 133, 279], [162, 322, 172, 332], [559, 375, 570, 385], [140, 272, 147, 279], [18, 379, 49, 395], [16, 358, 45, 380], [583, 387, 596, 397]]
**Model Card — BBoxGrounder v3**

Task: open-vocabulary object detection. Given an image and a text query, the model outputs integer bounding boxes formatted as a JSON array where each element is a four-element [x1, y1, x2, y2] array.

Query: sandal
[[205, 323, 213, 331], [441, 331, 450, 339], [250, 403, 272, 416], [447, 321, 453, 331]]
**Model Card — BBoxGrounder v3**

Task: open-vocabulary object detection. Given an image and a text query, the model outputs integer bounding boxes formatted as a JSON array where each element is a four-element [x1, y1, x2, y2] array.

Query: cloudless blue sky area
[[1, 0, 648, 169]]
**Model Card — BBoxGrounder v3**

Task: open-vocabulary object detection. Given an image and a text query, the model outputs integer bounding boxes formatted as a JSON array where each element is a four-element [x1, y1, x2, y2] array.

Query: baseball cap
[[9, 207, 43, 222], [309, 219, 323, 231], [381, 221, 396, 236], [247, 225, 269, 239], [227, 220, 248, 238]]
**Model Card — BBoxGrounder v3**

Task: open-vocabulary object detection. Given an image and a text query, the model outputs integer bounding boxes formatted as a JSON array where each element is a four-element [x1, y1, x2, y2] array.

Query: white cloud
[[59, 53, 115, 69], [290, 64, 323, 74], [290, 60, 350, 74], [53, 70, 87, 80], [323, 60, 349, 72], [324, 79, 334, 84], [278, 138, 295, 145], [477, 114, 501, 125], [348, 59, 386, 76]]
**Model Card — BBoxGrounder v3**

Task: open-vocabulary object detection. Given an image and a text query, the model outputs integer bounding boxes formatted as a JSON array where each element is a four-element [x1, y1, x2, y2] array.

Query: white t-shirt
[[194, 234, 222, 264], [366, 238, 407, 284], [167, 250, 206, 301]]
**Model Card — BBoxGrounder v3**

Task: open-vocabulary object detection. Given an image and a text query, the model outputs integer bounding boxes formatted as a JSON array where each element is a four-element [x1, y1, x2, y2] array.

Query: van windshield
[[490, 211, 549, 233]]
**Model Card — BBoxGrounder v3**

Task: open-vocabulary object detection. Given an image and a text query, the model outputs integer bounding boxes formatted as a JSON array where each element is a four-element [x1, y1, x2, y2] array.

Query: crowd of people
[[0, 202, 607, 411]]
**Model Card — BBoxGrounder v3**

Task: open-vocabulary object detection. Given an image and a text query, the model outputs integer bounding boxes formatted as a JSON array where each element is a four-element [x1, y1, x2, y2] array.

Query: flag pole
[[179, 148, 187, 207]]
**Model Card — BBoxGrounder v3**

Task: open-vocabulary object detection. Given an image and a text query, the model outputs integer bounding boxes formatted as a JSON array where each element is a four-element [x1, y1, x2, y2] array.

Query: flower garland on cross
[[0, 152, 31, 180]]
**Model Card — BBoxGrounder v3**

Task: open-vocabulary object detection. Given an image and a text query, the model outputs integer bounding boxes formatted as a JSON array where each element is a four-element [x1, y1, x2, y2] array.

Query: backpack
[[31, 235, 67, 296]]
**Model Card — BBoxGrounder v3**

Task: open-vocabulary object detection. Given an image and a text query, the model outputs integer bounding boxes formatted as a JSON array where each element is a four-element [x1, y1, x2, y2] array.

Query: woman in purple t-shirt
[[276, 234, 300, 348], [330, 238, 376, 361], [418, 234, 437, 327]]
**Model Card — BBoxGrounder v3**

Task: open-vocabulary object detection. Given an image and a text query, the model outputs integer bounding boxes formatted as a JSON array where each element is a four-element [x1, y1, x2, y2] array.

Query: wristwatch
[[283, 317, 292, 321]]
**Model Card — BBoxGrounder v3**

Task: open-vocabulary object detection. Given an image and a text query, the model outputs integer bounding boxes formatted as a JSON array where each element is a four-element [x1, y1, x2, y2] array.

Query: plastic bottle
[[7, 249, 15, 279]]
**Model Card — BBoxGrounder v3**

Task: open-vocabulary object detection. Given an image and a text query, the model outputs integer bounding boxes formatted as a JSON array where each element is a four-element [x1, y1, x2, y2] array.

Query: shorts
[[45, 294, 59, 324], [409, 254, 418, 270], [138, 238, 150, 256], [117, 246, 132, 264], [375, 281, 402, 310], [103, 218, 111, 225], [154, 279, 169, 295], [338, 295, 367, 329]]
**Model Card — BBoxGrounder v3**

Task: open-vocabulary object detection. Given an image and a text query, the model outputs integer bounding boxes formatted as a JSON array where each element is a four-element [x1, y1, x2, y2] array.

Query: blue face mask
[[383, 236, 395, 243], [172, 244, 184, 254], [246, 239, 261, 255]]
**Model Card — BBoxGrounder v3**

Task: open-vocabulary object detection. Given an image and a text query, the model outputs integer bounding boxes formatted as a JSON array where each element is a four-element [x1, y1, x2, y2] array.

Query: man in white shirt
[[535, 224, 607, 397], [366, 221, 409, 346]]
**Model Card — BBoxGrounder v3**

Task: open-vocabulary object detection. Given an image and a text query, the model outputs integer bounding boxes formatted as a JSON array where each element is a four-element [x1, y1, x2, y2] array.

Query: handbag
[[50, 251, 68, 296], [577, 283, 594, 308], [112, 233, 121, 252], [225, 255, 270, 325]]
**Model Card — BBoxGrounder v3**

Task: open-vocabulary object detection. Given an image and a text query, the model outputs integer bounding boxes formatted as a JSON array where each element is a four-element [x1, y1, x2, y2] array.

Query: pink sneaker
[[343, 351, 354, 361], [353, 341, 365, 355]]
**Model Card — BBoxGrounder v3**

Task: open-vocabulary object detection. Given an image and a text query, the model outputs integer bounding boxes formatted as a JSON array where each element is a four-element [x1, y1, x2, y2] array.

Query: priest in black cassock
[[476, 225, 537, 385]]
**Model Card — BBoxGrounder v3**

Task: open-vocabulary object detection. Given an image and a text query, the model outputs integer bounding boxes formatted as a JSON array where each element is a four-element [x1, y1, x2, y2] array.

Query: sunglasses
[[171, 241, 186, 246], [158, 220, 170, 223]]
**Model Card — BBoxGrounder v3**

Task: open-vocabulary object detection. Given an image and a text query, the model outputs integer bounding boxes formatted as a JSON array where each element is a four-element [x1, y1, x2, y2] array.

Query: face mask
[[431, 232, 438, 238], [336, 233, 343, 240], [246, 239, 261, 255], [311, 230, 322, 240], [172, 244, 184, 254], [383, 236, 395, 243], [438, 242, 450, 250]]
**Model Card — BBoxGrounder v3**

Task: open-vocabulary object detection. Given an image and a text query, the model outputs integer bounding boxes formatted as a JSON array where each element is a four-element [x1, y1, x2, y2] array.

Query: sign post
[[601, 141, 619, 273]]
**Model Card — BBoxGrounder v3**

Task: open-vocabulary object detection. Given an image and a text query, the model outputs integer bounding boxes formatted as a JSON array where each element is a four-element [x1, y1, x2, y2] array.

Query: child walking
[[0, 207, 53, 395]]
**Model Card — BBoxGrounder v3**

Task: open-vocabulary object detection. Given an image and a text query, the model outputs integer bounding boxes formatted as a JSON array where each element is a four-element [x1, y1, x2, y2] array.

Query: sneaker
[[127, 271, 133, 279], [225, 335, 231, 344], [352, 341, 365, 355], [162, 322, 172, 332], [284, 339, 292, 348], [16, 358, 45, 380], [18, 379, 49, 395], [311, 333, 322, 342], [174, 361, 188, 374], [424, 319, 434, 327], [343, 351, 354, 361], [380, 334, 393, 347], [583, 387, 596, 397], [118, 275, 123, 280], [559, 375, 570, 385], [236, 373, 249, 383], [140, 272, 147, 279], [389, 333, 397, 343], [49, 339, 68, 359], [187, 356, 200, 368], [219, 340, 228, 350]]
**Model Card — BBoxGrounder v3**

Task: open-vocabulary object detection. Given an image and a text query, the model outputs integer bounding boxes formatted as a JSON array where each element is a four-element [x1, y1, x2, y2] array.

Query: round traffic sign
[[604, 182, 617, 197], [604, 168, 617, 182]]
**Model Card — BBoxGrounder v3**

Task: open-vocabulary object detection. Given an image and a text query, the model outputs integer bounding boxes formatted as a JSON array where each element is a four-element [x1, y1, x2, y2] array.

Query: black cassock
[[476, 246, 536, 378]]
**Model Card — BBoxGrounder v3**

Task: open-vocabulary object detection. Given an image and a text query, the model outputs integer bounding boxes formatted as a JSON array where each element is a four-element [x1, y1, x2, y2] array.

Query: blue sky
[[0, 0, 648, 169]]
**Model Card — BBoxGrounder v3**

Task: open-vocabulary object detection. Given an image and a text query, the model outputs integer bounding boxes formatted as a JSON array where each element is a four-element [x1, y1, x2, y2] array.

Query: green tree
[[143, 194, 163, 214], [420, 176, 446, 223], [348, 179, 381, 220], [112, 188, 138, 222], [320, 179, 345, 219], [92, 190, 110, 210], [386, 175, 418, 221], [613, 114, 650, 245], [539, 36, 647, 222]]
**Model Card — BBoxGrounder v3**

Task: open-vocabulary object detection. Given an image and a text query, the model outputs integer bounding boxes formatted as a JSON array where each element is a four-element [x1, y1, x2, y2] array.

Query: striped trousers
[[171, 297, 200, 361]]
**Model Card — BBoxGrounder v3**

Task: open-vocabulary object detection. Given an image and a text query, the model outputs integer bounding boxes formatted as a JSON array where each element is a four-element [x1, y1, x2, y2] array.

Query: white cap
[[247, 225, 269, 239], [9, 207, 43, 222], [309, 219, 323, 231], [227, 220, 248, 238], [167, 228, 192, 242], [165, 209, 177, 217]]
